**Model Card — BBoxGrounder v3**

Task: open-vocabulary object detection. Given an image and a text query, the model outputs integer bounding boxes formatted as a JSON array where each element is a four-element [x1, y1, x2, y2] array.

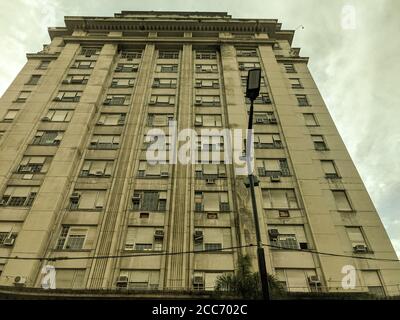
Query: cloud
[[0, 0, 398, 257]]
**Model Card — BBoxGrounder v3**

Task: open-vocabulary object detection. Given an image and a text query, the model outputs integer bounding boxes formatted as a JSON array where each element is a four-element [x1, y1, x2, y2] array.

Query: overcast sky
[[0, 0, 399, 257]]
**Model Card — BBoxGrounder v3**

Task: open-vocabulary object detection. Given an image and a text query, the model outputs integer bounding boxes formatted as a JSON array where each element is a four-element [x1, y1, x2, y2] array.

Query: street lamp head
[[245, 68, 261, 101]]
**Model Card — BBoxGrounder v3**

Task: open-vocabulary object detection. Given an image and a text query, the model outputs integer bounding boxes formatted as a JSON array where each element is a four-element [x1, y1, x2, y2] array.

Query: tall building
[[0, 11, 399, 297]]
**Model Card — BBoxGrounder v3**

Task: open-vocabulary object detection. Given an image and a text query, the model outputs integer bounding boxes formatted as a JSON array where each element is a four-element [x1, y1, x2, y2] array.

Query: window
[[97, 113, 126, 126], [56, 226, 88, 250], [194, 191, 229, 212], [131, 191, 167, 212], [195, 95, 220, 106], [204, 243, 222, 251], [143, 134, 171, 151], [245, 93, 271, 104], [120, 50, 142, 60], [2, 110, 18, 121], [283, 63, 296, 73], [124, 227, 164, 252], [256, 159, 290, 177], [238, 62, 260, 71], [194, 79, 219, 88], [71, 60, 95, 69], [156, 64, 178, 73], [54, 91, 81, 102], [15, 91, 31, 102], [17, 156, 50, 174], [80, 47, 101, 57], [32, 131, 63, 145], [137, 161, 169, 178], [55, 269, 85, 289], [149, 95, 175, 105], [147, 114, 174, 127], [0, 232, 17, 246], [194, 114, 222, 127], [158, 51, 179, 59], [296, 94, 310, 106], [290, 78, 303, 89], [268, 225, 308, 250], [80, 160, 113, 177], [303, 113, 318, 126], [0, 186, 38, 207], [346, 227, 368, 252], [311, 135, 328, 151], [193, 228, 230, 253], [332, 190, 353, 211], [63, 74, 90, 84], [241, 76, 266, 87], [0, 131, 4, 140], [236, 48, 257, 57], [275, 269, 319, 292], [111, 78, 135, 88], [152, 78, 177, 88], [89, 135, 120, 149], [197, 135, 224, 151], [103, 94, 131, 105], [42, 110, 73, 122], [69, 190, 106, 210], [363, 271, 385, 297], [253, 112, 276, 124], [118, 270, 160, 290], [26, 75, 41, 85], [195, 64, 218, 73], [195, 50, 217, 59], [194, 163, 226, 179], [321, 160, 339, 179], [254, 134, 282, 149], [262, 189, 298, 209], [115, 63, 139, 72], [38, 60, 50, 69]]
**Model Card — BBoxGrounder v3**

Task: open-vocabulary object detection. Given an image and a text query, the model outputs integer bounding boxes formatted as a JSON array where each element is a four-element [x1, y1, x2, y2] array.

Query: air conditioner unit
[[269, 118, 277, 124], [256, 118, 265, 124], [103, 99, 111, 105], [154, 230, 164, 240], [206, 178, 215, 184], [308, 275, 321, 285], [268, 229, 279, 239], [3, 237, 15, 246], [270, 175, 281, 182], [0, 199, 6, 206], [115, 67, 122, 72], [194, 120, 203, 126], [194, 231, 204, 242], [14, 276, 26, 286], [62, 79, 70, 84], [193, 275, 204, 285], [70, 192, 81, 200], [132, 194, 141, 201], [116, 275, 129, 287], [353, 244, 368, 253], [41, 116, 51, 122], [160, 171, 169, 178], [95, 171, 103, 176]]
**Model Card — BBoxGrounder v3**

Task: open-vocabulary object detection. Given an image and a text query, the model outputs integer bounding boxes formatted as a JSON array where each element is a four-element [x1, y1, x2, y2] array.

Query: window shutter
[[265, 159, 281, 171], [322, 161, 336, 174]]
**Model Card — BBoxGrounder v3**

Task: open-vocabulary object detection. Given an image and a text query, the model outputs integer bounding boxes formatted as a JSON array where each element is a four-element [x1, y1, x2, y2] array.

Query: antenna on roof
[[295, 25, 305, 30]]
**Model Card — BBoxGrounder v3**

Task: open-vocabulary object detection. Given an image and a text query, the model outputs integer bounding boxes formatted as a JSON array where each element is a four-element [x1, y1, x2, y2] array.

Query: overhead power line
[[0, 243, 399, 263]]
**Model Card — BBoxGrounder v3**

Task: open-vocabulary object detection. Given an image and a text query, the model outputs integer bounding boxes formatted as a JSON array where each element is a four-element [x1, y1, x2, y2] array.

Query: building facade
[[0, 11, 399, 296]]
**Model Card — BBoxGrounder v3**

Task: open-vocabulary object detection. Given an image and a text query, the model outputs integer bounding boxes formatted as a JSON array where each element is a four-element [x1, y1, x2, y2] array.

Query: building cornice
[[48, 13, 295, 45]]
